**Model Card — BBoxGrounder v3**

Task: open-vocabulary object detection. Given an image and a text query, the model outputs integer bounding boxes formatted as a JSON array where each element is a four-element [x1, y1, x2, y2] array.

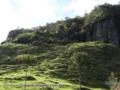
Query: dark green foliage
[[14, 32, 36, 44], [84, 3, 120, 24], [20, 75, 36, 80], [81, 87, 90, 90]]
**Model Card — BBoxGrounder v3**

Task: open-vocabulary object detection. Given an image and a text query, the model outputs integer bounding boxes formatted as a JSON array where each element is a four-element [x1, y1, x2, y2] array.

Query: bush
[[15, 54, 38, 64], [14, 32, 36, 44]]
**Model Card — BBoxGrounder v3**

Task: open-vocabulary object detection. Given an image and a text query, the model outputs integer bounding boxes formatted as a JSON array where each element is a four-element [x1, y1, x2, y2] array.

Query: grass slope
[[0, 41, 119, 90]]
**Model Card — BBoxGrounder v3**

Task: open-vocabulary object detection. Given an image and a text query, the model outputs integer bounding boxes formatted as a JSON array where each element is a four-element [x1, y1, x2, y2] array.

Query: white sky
[[0, 0, 119, 43]]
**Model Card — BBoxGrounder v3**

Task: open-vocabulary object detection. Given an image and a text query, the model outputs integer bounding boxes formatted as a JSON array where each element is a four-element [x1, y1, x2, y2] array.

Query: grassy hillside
[[1, 3, 120, 90], [0, 41, 120, 90]]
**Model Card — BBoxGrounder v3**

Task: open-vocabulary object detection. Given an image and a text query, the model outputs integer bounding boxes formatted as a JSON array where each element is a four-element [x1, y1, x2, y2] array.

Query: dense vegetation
[[0, 3, 120, 90]]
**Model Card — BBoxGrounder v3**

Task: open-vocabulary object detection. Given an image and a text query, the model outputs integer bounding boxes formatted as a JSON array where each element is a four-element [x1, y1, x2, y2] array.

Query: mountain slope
[[1, 3, 120, 90]]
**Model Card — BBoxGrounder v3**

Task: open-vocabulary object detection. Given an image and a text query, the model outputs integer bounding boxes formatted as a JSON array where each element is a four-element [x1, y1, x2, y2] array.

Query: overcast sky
[[0, 0, 119, 43]]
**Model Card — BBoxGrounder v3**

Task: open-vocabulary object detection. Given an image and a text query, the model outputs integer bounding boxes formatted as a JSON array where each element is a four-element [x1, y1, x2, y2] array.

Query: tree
[[70, 52, 88, 90]]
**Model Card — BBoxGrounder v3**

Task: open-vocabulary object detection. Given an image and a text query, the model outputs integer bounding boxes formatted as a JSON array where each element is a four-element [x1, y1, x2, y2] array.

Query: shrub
[[15, 54, 37, 64], [14, 32, 36, 44]]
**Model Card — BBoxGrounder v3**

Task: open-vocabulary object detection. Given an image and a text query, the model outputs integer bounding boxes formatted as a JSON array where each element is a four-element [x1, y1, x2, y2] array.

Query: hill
[[0, 3, 120, 90]]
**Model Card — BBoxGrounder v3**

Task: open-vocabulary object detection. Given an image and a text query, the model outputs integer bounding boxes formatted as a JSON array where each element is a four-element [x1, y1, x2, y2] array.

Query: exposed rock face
[[57, 25, 66, 40], [7, 30, 22, 41], [4, 18, 120, 46], [87, 19, 120, 46], [58, 29, 66, 40]]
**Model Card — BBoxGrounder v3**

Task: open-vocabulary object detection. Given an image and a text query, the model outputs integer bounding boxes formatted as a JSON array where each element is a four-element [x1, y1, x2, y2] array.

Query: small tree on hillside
[[70, 52, 88, 90]]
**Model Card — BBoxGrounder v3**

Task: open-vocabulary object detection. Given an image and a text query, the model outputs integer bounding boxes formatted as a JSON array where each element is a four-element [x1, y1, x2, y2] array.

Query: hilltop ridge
[[3, 4, 120, 46]]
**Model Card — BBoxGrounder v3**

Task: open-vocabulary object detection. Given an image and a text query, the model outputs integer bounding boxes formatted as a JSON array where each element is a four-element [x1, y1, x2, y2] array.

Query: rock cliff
[[87, 18, 120, 46], [7, 30, 23, 41], [5, 19, 120, 46]]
